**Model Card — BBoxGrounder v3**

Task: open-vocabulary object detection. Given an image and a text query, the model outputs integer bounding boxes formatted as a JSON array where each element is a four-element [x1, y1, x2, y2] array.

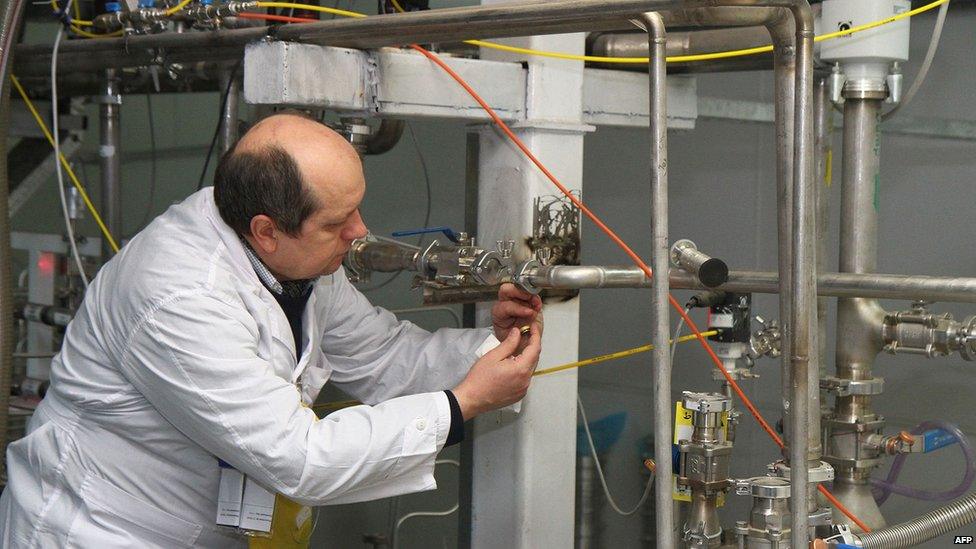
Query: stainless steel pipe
[[17, 0, 806, 72], [520, 265, 976, 303], [786, 9, 815, 546], [642, 12, 674, 549], [100, 69, 122, 256], [829, 94, 888, 530], [218, 68, 241, 155], [592, 27, 771, 59], [814, 77, 831, 439]]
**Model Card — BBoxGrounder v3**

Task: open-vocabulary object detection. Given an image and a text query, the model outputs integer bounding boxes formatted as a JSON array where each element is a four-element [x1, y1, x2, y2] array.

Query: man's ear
[[249, 214, 278, 254]]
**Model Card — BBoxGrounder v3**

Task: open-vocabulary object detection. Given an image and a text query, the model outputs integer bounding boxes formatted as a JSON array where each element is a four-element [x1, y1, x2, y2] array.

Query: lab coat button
[[415, 418, 427, 431]]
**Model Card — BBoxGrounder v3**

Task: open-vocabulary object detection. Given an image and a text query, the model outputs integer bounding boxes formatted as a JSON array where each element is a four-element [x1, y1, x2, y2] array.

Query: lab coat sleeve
[[321, 272, 496, 405], [121, 290, 453, 506]]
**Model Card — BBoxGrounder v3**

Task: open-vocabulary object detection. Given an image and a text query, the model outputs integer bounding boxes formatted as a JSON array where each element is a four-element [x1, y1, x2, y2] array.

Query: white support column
[[470, 29, 589, 549]]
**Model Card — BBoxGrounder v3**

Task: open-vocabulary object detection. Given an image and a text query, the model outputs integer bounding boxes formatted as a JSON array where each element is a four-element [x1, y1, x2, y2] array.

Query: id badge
[[214, 459, 276, 536]]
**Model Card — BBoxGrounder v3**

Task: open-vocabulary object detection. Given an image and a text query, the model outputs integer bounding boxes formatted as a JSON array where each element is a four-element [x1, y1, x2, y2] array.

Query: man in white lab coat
[[0, 113, 542, 547]]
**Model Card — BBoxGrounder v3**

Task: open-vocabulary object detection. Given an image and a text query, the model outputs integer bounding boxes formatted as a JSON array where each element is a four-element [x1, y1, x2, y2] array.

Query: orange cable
[[409, 42, 869, 533], [239, 11, 869, 532]]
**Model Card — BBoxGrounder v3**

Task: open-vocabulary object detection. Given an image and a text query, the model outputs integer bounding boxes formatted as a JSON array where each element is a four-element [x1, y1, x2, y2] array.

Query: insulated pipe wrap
[[857, 492, 976, 549]]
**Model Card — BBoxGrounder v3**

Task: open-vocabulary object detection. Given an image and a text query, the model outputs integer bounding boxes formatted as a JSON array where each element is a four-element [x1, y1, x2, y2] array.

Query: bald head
[[235, 113, 360, 176], [213, 113, 366, 237]]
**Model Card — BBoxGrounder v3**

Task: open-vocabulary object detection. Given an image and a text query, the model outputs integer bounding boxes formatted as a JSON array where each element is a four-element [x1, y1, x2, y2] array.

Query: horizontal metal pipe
[[16, 0, 802, 73], [13, 45, 248, 77], [520, 265, 976, 303], [591, 26, 771, 60]]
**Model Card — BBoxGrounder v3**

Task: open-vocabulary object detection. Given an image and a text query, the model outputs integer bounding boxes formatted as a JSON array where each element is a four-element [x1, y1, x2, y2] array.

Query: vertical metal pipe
[[0, 0, 28, 483], [771, 13, 795, 471], [218, 68, 240, 155], [99, 69, 122, 256], [642, 11, 673, 549], [830, 95, 887, 530], [814, 77, 831, 448], [788, 6, 816, 548]]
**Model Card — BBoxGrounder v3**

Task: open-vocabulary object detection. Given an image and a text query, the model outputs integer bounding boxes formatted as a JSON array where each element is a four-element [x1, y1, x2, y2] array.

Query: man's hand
[[451, 322, 542, 420], [491, 283, 543, 353]]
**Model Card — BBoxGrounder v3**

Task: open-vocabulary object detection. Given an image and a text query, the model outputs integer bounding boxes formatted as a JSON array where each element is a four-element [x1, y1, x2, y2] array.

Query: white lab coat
[[0, 189, 493, 548]]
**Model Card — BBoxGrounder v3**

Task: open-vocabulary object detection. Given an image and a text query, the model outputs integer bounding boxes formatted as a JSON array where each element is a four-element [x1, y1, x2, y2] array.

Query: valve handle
[[392, 226, 460, 243]]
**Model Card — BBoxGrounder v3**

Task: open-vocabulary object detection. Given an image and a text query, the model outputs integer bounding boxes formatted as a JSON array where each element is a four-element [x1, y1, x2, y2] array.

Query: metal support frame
[[1, 0, 847, 543], [643, 11, 673, 549], [468, 26, 588, 549]]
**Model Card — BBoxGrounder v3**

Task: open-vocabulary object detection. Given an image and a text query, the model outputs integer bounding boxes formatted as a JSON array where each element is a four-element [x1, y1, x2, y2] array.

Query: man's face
[[273, 173, 368, 280]]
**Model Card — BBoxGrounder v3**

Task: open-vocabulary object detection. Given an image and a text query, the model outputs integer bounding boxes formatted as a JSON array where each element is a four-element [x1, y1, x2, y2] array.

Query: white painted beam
[[243, 42, 526, 120], [583, 68, 697, 129], [243, 42, 699, 128]]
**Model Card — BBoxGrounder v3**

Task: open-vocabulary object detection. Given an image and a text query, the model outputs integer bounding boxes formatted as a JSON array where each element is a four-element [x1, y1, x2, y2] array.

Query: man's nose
[[344, 210, 369, 240]]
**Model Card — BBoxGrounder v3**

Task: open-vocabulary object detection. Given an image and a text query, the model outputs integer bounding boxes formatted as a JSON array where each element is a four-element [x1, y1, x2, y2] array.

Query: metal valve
[[495, 240, 515, 259], [670, 239, 729, 288], [748, 316, 782, 363], [882, 301, 976, 360]]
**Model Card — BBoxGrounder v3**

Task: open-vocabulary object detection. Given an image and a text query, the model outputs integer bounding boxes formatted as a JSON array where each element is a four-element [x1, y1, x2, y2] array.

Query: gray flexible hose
[[857, 491, 976, 549], [882, 0, 949, 120]]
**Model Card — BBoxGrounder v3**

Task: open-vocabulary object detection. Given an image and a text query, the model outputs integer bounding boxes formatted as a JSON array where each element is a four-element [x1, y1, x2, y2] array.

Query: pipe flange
[[769, 460, 834, 484], [681, 391, 730, 414], [842, 79, 887, 101], [823, 415, 886, 433], [471, 250, 507, 286], [751, 477, 791, 499], [959, 315, 976, 361], [669, 239, 696, 267], [820, 376, 884, 397], [512, 259, 541, 295], [809, 507, 833, 526]]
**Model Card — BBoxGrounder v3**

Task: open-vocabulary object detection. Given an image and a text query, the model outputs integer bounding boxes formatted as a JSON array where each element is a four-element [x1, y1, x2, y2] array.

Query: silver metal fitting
[[682, 391, 731, 414], [751, 477, 791, 499], [748, 316, 782, 363], [669, 239, 728, 288], [769, 460, 834, 484], [882, 302, 976, 360], [512, 259, 541, 295], [886, 63, 903, 104], [820, 376, 885, 397]]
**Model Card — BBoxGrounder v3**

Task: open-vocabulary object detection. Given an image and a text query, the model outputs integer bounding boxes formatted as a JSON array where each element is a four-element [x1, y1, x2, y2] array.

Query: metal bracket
[[527, 194, 580, 269], [820, 376, 884, 397]]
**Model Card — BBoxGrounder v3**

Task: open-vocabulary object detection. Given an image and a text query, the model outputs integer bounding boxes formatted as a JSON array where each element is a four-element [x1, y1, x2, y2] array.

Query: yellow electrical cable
[[532, 330, 719, 376], [163, 0, 195, 16], [381, 0, 947, 64], [9, 75, 121, 253], [49, 0, 95, 25], [310, 329, 720, 411], [254, 1, 367, 19]]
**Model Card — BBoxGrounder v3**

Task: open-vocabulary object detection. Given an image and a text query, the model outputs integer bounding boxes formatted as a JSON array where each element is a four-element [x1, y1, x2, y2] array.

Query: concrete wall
[[8, 3, 976, 547]]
